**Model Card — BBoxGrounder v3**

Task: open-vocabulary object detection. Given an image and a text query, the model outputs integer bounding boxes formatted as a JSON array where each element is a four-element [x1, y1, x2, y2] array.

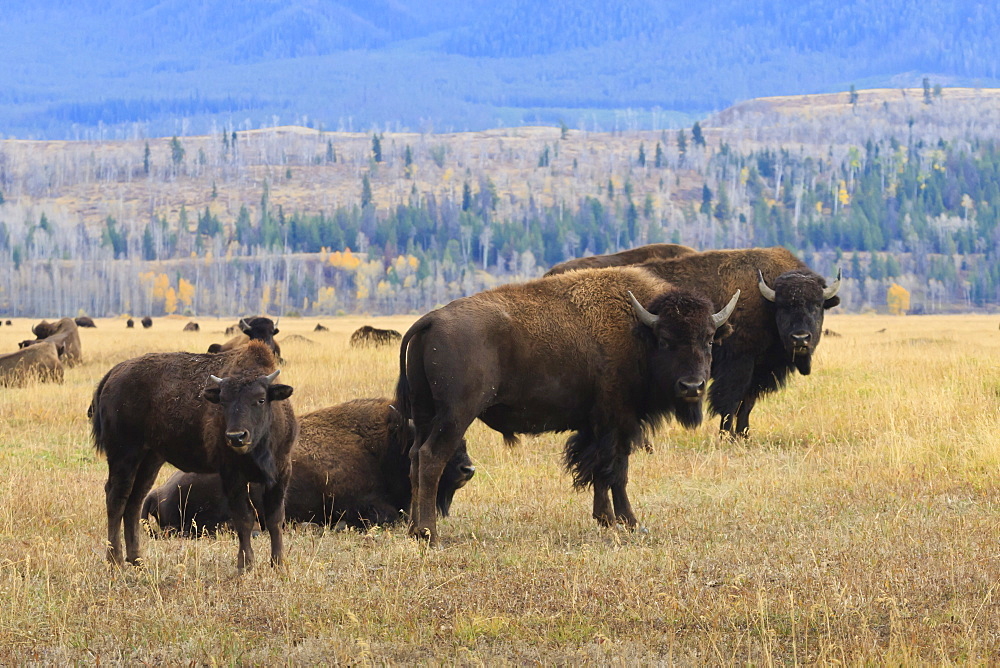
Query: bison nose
[[675, 377, 705, 399], [226, 430, 250, 446], [791, 331, 812, 347]]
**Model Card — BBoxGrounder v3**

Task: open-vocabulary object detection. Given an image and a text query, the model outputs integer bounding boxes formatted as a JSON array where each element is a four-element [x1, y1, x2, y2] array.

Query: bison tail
[[393, 314, 434, 429], [564, 429, 633, 490], [89, 371, 112, 455]]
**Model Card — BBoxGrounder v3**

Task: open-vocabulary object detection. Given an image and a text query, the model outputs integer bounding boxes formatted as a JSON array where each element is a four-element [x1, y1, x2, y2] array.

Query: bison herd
[[3, 244, 843, 572]]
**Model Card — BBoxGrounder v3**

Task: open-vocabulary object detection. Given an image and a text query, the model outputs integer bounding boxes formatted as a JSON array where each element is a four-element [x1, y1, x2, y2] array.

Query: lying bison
[[544, 243, 696, 276], [396, 266, 738, 543], [208, 317, 282, 361], [314, 323, 329, 332], [90, 341, 297, 571], [0, 341, 64, 387], [22, 317, 82, 366], [142, 398, 476, 535], [183, 321, 200, 332], [75, 316, 97, 328], [141, 316, 153, 328], [350, 325, 402, 348]]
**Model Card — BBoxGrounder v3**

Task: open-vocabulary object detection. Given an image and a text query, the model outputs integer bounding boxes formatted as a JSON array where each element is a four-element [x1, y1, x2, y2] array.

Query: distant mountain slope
[[1, 0, 999, 139]]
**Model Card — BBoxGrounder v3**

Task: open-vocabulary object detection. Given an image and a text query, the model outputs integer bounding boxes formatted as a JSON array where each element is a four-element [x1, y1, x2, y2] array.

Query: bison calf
[[91, 341, 297, 572], [142, 398, 476, 535]]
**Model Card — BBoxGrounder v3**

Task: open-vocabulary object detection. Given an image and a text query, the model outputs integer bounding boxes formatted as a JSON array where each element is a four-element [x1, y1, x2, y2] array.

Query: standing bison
[[141, 316, 153, 328], [208, 317, 282, 361], [350, 325, 402, 348], [142, 398, 476, 534], [574, 245, 841, 437], [396, 267, 738, 543], [0, 342, 64, 387], [90, 341, 297, 571], [544, 243, 696, 276], [23, 317, 82, 366]]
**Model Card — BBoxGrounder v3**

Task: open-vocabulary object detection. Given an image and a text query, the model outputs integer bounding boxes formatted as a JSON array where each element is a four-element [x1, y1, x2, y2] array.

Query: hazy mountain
[[2, 0, 999, 139]]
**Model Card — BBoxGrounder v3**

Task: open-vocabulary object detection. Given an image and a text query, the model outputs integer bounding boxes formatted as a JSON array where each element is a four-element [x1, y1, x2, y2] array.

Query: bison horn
[[712, 290, 740, 329], [209, 374, 224, 384], [758, 271, 777, 302], [627, 291, 659, 328], [823, 267, 842, 300], [239, 318, 251, 333], [263, 369, 281, 384]]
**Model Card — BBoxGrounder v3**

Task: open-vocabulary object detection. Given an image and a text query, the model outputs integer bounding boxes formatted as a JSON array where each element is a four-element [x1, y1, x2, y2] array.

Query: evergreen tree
[[700, 184, 713, 215], [677, 129, 688, 164], [170, 136, 185, 167], [692, 121, 706, 147], [143, 142, 151, 175], [923, 77, 932, 104], [372, 133, 383, 162], [361, 173, 373, 208], [654, 142, 664, 168], [637, 143, 646, 167], [326, 140, 336, 163]]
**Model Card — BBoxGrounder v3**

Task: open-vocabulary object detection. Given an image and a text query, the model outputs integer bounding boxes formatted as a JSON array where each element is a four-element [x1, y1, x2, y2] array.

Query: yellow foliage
[[408, 255, 419, 270], [887, 283, 910, 315], [177, 278, 195, 308], [329, 248, 362, 270], [152, 273, 171, 302], [261, 285, 272, 311], [837, 180, 850, 206], [376, 280, 393, 297], [164, 287, 178, 315], [739, 167, 749, 185], [442, 168, 453, 183]]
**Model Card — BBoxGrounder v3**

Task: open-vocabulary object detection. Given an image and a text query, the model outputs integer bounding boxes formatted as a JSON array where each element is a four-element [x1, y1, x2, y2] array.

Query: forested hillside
[[1, 89, 999, 317], [2, 0, 999, 139]]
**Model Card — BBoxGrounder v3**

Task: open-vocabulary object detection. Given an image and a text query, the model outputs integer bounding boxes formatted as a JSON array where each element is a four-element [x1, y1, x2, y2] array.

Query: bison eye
[[257, 398, 266, 405]]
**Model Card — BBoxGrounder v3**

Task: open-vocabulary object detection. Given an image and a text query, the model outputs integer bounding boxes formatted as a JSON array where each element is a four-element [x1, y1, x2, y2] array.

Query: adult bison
[[600, 246, 839, 437], [183, 321, 200, 332], [350, 325, 402, 348], [75, 316, 97, 328], [90, 341, 297, 572], [23, 317, 82, 366], [396, 267, 738, 543], [208, 317, 282, 361], [0, 341, 64, 387], [544, 243, 696, 276], [142, 398, 476, 535], [126, 318, 135, 329], [141, 316, 153, 328]]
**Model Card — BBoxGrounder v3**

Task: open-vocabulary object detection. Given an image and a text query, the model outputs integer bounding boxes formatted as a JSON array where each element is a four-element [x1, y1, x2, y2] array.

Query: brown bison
[[208, 317, 282, 361], [142, 398, 476, 535], [544, 243, 696, 276], [126, 318, 135, 328], [0, 341, 64, 387], [183, 321, 200, 332], [601, 246, 841, 437], [90, 341, 297, 571], [22, 317, 82, 367], [314, 323, 329, 332], [75, 316, 97, 328], [396, 266, 738, 544], [141, 316, 153, 328], [350, 325, 402, 347]]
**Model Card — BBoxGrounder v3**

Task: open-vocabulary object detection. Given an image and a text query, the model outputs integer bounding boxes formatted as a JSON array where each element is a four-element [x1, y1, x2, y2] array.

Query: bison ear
[[267, 384, 293, 402], [713, 322, 734, 343], [272, 328, 279, 335], [823, 295, 841, 309], [203, 387, 221, 404]]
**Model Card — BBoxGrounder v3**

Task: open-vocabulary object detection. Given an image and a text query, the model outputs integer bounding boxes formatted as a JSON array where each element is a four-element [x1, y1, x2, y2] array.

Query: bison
[[141, 316, 153, 328], [314, 323, 329, 332], [142, 398, 476, 535], [183, 321, 200, 332], [23, 317, 82, 366], [126, 318, 135, 329], [90, 341, 297, 572], [4, 320, 10, 326], [208, 317, 282, 361], [350, 325, 402, 348], [0, 341, 64, 387], [75, 316, 97, 328], [601, 246, 841, 437], [396, 266, 738, 544], [544, 243, 696, 276]]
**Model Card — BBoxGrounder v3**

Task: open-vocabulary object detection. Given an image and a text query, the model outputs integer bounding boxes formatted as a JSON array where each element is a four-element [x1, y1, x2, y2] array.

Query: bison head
[[239, 317, 281, 357], [204, 369, 293, 456], [31, 320, 58, 339], [630, 289, 738, 428], [758, 268, 841, 375], [436, 439, 476, 517]]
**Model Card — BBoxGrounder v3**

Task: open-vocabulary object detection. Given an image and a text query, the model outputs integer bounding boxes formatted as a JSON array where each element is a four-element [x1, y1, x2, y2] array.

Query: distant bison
[[75, 316, 97, 328], [544, 243, 696, 276], [0, 341, 64, 387], [90, 341, 297, 571], [142, 398, 476, 535], [396, 266, 737, 543], [126, 318, 135, 329], [314, 323, 329, 332], [141, 316, 153, 329], [350, 325, 402, 348], [3, 320, 10, 326], [208, 317, 282, 362], [23, 317, 82, 367], [183, 321, 200, 332]]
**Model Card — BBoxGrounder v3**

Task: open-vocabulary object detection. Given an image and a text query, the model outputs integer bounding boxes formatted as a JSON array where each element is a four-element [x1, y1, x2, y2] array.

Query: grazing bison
[[396, 267, 738, 543], [0, 342, 64, 387], [183, 321, 200, 332], [314, 323, 329, 332], [75, 316, 97, 328], [23, 317, 82, 366], [627, 247, 840, 437], [350, 325, 402, 348], [544, 243, 696, 276], [142, 398, 476, 535], [208, 317, 282, 361], [141, 316, 153, 329], [90, 341, 297, 571], [126, 318, 135, 329]]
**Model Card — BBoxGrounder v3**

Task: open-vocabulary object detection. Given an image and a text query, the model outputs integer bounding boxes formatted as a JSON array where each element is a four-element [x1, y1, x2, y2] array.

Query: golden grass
[[1, 313, 999, 663]]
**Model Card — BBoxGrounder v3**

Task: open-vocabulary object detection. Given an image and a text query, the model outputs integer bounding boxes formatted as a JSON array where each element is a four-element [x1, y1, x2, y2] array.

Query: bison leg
[[104, 449, 147, 566], [221, 474, 256, 572], [122, 453, 165, 565], [409, 422, 466, 545], [593, 444, 637, 529], [592, 482, 615, 526], [261, 472, 289, 567], [733, 395, 757, 438]]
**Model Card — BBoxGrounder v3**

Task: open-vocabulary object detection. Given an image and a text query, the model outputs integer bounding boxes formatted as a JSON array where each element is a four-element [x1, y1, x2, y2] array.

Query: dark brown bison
[[90, 341, 297, 572], [142, 398, 476, 535], [126, 318, 135, 329], [208, 317, 282, 361], [396, 266, 738, 543], [75, 316, 97, 328], [23, 317, 82, 367], [624, 247, 841, 437], [183, 321, 200, 332], [544, 243, 696, 276], [350, 325, 402, 347], [141, 316, 153, 328], [314, 323, 329, 332], [3, 320, 9, 326], [0, 341, 64, 387]]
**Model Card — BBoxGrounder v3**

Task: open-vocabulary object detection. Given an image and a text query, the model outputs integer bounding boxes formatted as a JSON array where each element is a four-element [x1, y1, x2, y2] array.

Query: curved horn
[[712, 290, 740, 329], [273, 317, 279, 328], [209, 374, 224, 384], [823, 267, 842, 300], [758, 270, 776, 302], [627, 291, 658, 328], [239, 317, 251, 333], [263, 369, 281, 384]]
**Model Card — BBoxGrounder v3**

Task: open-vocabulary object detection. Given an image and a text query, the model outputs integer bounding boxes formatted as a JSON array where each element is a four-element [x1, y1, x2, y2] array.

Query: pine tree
[[637, 143, 646, 167], [143, 142, 151, 175], [372, 134, 383, 162], [170, 136, 185, 167], [677, 130, 688, 164], [654, 142, 664, 168], [692, 122, 706, 147], [361, 173, 373, 208]]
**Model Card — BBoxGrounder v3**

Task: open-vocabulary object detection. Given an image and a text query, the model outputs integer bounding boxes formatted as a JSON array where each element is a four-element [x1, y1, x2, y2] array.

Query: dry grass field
[[1, 313, 999, 663]]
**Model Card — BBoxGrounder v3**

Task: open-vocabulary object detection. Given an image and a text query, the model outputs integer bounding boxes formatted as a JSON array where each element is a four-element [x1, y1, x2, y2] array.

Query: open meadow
[[1, 313, 999, 663]]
